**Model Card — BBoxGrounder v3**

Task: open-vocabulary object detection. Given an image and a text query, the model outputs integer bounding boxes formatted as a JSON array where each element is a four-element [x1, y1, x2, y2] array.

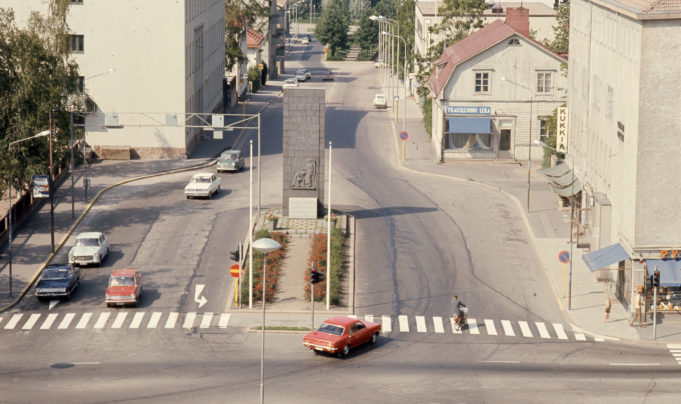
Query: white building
[[567, 0, 681, 309], [6, 0, 225, 159]]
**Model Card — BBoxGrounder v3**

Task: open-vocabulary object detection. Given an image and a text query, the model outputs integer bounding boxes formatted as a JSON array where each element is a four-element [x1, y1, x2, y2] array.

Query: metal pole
[[260, 252, 267, 404], [569, 172, 574, 310], [653, 282, 657, 339], [402, 38, 407, 132], [311, 263, 315, 331], [257, 114, 261, 218], [83, 118, 88, 201], [249, 139, 254, 309], [70, 111, 74, 219], [7, 178, 12, 297], [238, 241, 242, 308], [326, 141, 332, 310], [49, 111, 55, 253]]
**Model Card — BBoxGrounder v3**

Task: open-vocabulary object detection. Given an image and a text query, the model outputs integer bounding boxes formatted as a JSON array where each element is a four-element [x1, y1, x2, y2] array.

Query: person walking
[[630, 289, 645, 327], [604, 297, 612, 322]]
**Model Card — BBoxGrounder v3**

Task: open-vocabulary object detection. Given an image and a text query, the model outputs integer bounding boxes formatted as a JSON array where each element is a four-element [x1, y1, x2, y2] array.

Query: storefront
[[443, 106, 496, 159], [645, 255, 681, 312]]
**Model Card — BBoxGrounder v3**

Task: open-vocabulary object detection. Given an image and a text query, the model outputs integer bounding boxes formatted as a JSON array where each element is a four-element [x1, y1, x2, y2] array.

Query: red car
[[303, 316, 381, 357], [105, 269, 142, 307]]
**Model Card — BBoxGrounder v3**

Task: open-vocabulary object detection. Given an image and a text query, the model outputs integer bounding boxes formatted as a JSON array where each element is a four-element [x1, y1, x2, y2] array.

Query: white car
[[185, 173, 221, 199], [373, 94, 388, 109], [283, 78, 299, 89], [301, 38, 310, 45], [69, 232, 109, 266]]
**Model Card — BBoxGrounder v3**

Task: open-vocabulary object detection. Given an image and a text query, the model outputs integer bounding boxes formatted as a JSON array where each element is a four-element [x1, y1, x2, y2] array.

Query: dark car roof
[[44, 263, 72, 270]]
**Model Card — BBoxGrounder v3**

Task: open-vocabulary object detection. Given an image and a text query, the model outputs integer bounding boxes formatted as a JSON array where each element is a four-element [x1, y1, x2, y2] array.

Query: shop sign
[[660, 249, 681, 259], [445, 105, 490, 115], [557, 107, 568, 152], [32, 175, 49, 198]]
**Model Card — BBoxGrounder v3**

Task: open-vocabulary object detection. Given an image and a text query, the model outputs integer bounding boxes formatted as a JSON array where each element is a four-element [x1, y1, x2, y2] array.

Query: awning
[[582, 243, 630, 272], [645, 259, 681, 287], [540, 163, 582, 197], [448, 117, 491, 134]]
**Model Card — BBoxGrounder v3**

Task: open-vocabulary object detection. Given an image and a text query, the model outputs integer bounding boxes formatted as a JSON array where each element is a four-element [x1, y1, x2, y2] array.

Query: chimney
[[505, 7, 530, 37]]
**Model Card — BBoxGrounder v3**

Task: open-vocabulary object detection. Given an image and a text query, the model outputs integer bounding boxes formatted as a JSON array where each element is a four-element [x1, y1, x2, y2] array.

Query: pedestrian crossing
[[347, 314, 607, 342], [668, 344, 681, 365]]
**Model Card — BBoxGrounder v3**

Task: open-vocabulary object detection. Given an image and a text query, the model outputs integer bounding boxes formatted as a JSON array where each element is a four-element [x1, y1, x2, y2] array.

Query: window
[[69, 35, 84, 52], [537, 72, 551, 93], [475, 72, 489, 93], [540, 118, 548, 139], [70, 0, 83, 4], [606, 85, 614, 120]]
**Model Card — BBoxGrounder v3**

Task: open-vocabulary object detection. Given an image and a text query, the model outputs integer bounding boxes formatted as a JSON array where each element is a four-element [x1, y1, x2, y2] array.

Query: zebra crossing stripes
[[518, 321, 533, 338], [112, 312, 127, 329], [93, 313, 110, 329], [553, 323, 568, 340], [415, 316, 427, 332], [433, 316, 445, 333], [41, 313, 58, 330], [183, 312, 196, 329], [200, 312, 213, 328], [129, 312, 145, 329], [450, 317, 461, 334], [218, 313, 231, 328], [364, 315, 374, 323], [668, 344, 681, 365], [148, 312, 162, 329], [501, 320, 515, 336], [165, 312, 179, 328], [4, 313, 23, 330], [535, 321, 551, 339], [381, 315, 392, 333], [59, 313, 76, 330], [76, 313, 92, 329], [484, 319, 498, 336], [466, 318, 480, 334], [398, 315, 409, 332], [23, 314, 41, 330]]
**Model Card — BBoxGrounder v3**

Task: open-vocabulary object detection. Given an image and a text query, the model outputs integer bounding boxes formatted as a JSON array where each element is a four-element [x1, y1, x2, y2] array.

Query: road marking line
[[381, 315, 391, 333], [129, 312, 145, 329], [165, 312, 179, 328], [671, 353, 681, 357], [467, 318, 479, 334], [22, 313, 41, 330], [667, 344, 681, 349], [93, 312, 110, 329], [484, 319, 497, 335], [535, 322, 551, 339], [218, 313, 231, 328], [183, 312, 197, 329], [76, 313, 92, 329], [433, 316, 444, 333], [398, 315, 409, 332], [609, 363, 660, 366], [415, 316, 427, 332], [501, 320, 515, 336], [200, 312, 213, 328], [450, 317, 461, 334], [574, 333, 586, 341], [148, 312, 162, 328], [553, 323, 568, 339], [364, 314, 374, 323], [111, 312, 127, 329], [4, 314, 23, 330], [518, 321, 533, 338], [58, 313, 76, 330], [594, 337, 605, 342], [41, 313, 59, 330]]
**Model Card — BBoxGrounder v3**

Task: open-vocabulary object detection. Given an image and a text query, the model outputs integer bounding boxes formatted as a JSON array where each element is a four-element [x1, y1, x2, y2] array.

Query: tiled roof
[[603, 0, 681, 13], [247, 28, 265, 48], [416, 1, 555, 16]]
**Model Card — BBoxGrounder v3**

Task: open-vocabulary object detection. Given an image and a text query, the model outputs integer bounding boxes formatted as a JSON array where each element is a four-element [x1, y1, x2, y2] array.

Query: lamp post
[[6, 129, 51, 296], [252, 237, 282, 404], [501, 76, 534, 212], [383, 31, 408, 134]]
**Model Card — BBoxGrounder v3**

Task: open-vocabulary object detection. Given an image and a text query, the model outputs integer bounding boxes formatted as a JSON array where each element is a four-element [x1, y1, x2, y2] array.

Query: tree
[[0, 1, 81, 199], [225, 0, 268, 71], [315, 0, 351, 56], [545, 2, 569, 53], [396, 0, 415, 79], [354, 8, 378, 56]]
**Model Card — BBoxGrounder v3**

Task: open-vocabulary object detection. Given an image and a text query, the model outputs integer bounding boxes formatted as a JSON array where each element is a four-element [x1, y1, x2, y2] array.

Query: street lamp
[[383, 31, 408, 136], [6, 129, 51, 296], [252, 237, 282, 404], [501, 76, 534, 212]]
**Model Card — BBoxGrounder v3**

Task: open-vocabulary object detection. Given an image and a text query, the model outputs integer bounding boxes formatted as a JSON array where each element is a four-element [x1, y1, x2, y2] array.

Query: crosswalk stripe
[[165, 312, 179, 328], [76, 313, 93, 329], [218, 313, 231, 328], [130, 312, 145, 329], [148, 312, 162, 328], [4, 314, 23, 330], [398, 315, 409, 332], [58, 313, 76, 330], [112, 312, 127, 329], [433, 316, 444, 333], [553, 323, 568, 339], [415, 316, 427, 332], [501, 320, 515, 336], [200, 312, 213, 328], [22, 313, 41, 330], [93, 312, 110, 329], [364, 315, 374, 323], [594, 336, 605, 342], [381, 315, 391, 333], [668, 344, 681, 349], [574, 333, 586, 341], [450, 317, 461, 334], [484, 319, 497, 335], [535, 322, 551, 339], [466, 318, 480, 334], [183, 312, 196, 329], [41, 313, 58, 330], [518, 321, 533, 338]]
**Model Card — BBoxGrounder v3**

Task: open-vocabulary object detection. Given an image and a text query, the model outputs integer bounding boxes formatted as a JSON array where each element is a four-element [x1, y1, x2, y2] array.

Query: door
[[500, 129, 511, 151]]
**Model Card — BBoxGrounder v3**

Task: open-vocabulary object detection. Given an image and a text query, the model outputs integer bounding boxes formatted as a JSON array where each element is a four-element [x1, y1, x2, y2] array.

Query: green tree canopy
[[545, 2, 569, 53], [353, 8, 378, 54], [315, 0, 351, 56], [225, 0, 268, 71]]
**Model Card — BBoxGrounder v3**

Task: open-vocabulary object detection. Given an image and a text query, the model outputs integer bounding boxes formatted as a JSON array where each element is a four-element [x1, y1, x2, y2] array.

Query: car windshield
[[318, 323, 343, 336], [76, 238, 99, 247], [43, 269, 68, 280], [224, 153, 238, 160], [192, 177, 211, 183], [110, 276, 135, 287]]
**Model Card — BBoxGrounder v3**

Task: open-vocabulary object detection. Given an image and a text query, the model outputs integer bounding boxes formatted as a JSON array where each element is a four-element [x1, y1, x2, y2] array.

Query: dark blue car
[[35, 263, 80, 300]]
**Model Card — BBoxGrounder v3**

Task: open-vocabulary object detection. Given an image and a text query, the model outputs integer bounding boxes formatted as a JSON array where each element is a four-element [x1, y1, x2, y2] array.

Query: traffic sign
[[399, 131, 408, 140], [558, 250, 570, 264], [229, 264, 242, 278]]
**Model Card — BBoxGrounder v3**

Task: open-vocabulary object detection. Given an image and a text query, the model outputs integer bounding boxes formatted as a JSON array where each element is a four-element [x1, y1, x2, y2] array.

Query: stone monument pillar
[[282, 88, 325, 218]]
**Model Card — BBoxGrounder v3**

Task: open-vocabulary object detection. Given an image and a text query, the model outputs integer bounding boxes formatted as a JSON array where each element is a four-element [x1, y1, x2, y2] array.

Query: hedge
[[240, 230, 289, 305], [304, 226, 346, 305]]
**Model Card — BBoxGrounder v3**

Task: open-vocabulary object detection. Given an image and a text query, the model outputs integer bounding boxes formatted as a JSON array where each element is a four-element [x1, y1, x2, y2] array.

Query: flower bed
[[304, 226, 346, 304], [241, 230, 289, 304]]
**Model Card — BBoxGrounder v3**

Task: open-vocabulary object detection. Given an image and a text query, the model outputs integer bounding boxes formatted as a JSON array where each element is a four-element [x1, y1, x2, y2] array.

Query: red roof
[[428, 19, 566, 97], [247, 28, 265, 49]]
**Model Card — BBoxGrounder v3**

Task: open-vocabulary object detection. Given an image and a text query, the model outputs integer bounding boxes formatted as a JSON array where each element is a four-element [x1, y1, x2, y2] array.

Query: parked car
[[184, 173, 221, 199], [373, 93, 388, 109], [35, 263, 80, 300], [68, 232, 109, 266], [217, 150, 244, 172], [283, 78, 299, 89], [105, 269, 142, 307], [321, 70, 334, 81], [303, 316, 381, 357], [296, 68, 311, 81], [301, 38, 310, 45]]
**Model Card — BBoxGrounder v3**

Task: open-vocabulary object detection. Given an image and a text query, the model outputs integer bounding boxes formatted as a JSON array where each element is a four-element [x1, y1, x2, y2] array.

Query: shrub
[[304, 226, 346, 305], [248, 66, 261, 93], [241, 230, 289, 305]]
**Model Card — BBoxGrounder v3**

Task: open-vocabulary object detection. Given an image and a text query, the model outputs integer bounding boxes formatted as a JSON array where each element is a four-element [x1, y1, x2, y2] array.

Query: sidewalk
[[388, 81, 681, 344]]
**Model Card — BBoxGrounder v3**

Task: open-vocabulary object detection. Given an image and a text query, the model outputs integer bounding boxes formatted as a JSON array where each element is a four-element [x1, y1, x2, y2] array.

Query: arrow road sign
[[194, 284, 207, 308]]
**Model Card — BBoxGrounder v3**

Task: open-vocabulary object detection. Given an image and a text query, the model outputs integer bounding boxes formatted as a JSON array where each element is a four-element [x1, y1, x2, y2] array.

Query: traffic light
[[311, 269, 324, 284], [645, 275, 653, 289], [653, 270, 660, 288], [229, 247, 240, 262]]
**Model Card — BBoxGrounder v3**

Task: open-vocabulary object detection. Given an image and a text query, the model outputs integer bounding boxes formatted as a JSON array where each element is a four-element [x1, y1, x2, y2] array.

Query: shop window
[[475, 72, 489, 93], [446, 133, 493, 151], [536, 72, 552, 93], [70, 35, 84, 52]]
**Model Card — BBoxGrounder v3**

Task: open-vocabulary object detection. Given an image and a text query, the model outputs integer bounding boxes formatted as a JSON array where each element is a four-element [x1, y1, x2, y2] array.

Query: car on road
[[373, 93, 388, 109], [301, 37, 309, 45], [217, 150, 244, 172], [303, 316, 381, 357], [35, 263, 80, 300], [283, 78, 299, 89], [321, 70, 334, 81], [68, 231, 109, 266], [296, 68, 311, 81], [184, 172, 221, 199], [105, 269, 142, 307]]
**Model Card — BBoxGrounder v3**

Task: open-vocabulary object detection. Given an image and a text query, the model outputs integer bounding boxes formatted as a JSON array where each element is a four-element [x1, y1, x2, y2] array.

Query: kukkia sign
[[557, 107, 568, 152]]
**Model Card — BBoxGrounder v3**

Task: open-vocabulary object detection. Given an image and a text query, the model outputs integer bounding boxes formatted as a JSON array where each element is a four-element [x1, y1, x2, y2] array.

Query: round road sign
[[399, 131, 408, 140], [558, 250, 570, 264], [229, 264, 242, 278]]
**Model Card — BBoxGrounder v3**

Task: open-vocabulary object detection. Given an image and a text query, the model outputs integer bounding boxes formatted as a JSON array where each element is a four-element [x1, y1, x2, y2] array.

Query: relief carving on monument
[[291, 158, 317, 189]]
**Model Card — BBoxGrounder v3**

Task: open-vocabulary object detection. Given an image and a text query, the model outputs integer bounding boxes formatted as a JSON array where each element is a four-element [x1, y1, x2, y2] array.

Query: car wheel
[[339, 345, 350, 357], [370, 333, 378, 345], [98, 254, 103, 264]]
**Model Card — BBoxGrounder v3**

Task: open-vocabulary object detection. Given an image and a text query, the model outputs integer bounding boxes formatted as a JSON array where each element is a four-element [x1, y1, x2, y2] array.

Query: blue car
[[35, 263, 81, 300]]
